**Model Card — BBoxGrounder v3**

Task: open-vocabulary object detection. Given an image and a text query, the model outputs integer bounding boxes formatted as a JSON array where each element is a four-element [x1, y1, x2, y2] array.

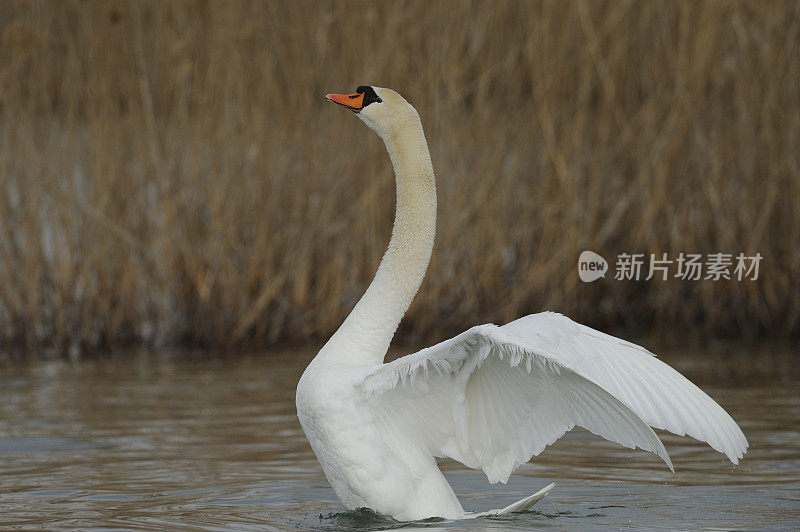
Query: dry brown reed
[[0, 1, 798, 358]]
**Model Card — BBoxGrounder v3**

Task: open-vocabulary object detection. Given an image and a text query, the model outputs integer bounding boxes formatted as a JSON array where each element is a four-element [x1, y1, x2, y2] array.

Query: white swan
[[295, 86, 748, 521]]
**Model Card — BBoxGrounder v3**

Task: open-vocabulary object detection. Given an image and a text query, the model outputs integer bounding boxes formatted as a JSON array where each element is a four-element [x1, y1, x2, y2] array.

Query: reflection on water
[[0, 347, 798, 530]]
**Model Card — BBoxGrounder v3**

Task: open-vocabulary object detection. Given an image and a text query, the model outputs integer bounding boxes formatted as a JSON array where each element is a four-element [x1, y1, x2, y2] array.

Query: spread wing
[[358, 312, 748, 483]]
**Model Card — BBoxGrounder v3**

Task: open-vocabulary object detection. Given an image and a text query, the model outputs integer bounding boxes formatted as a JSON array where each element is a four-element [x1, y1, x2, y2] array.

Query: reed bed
[[0, 1, 798, 358]]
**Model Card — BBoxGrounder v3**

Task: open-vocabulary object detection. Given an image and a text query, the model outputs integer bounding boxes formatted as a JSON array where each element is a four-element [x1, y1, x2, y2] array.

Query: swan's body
[[296, 86, 748, 521]]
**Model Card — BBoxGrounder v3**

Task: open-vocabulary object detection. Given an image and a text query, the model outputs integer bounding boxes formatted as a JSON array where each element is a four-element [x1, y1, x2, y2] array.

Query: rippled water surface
[[1, 347, 799, 530]]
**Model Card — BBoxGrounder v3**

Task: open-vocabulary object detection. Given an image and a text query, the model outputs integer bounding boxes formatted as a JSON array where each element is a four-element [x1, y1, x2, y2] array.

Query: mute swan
[[295, 86, 748, 521]]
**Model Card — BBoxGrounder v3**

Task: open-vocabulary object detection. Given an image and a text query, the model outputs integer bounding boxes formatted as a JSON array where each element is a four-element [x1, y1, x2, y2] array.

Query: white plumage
[[296, 86, 747, 521]]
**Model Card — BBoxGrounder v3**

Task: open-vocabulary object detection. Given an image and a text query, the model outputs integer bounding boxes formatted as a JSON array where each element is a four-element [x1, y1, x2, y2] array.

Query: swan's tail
[[470, 482, 555, 517]]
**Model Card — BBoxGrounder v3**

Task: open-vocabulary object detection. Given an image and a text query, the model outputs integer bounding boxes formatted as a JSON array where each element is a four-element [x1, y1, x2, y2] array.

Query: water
[[1, 348, 799, 530]]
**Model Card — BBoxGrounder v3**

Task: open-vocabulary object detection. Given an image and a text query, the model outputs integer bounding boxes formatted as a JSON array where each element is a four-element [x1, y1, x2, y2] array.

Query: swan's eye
[[355, 86, 382, 107]]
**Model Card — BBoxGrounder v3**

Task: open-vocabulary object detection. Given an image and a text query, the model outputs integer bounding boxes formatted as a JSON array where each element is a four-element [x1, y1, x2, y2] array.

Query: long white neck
[[318, 117, 436, 366]]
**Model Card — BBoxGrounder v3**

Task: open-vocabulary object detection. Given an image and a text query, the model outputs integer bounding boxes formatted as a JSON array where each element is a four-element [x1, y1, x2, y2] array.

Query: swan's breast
[[296, 362, 392, 507]]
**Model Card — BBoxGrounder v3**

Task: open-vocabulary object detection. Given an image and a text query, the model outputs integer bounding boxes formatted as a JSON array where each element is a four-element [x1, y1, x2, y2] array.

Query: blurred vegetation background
[[0, 1, 797, 359]]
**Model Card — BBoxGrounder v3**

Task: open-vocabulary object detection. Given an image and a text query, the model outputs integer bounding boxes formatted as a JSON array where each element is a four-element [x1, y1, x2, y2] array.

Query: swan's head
[[325, 86, 418, 139]]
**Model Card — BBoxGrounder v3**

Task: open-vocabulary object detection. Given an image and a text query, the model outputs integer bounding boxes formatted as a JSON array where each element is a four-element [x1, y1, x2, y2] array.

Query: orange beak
[[325, 92, 365, 113]]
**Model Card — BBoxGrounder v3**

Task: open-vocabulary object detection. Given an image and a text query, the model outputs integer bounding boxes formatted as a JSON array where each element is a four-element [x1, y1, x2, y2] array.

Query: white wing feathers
[[358, 312, 748, 484]]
